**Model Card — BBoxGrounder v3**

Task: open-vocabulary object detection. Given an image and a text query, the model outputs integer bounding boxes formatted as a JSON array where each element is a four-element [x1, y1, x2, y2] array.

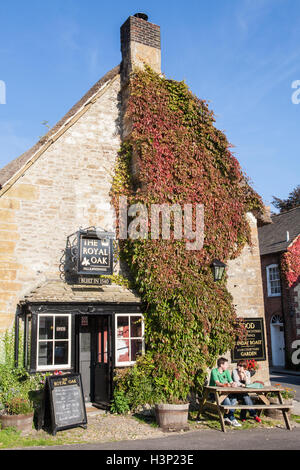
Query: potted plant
[[245, 359, 259, 377], [0, 365, 47, 434], [155, 400, 190, 432], [153, 373, 191, 432], [264, 385, 295, 420], [111, 355, 190, 430], [0, 396, 34, 434]]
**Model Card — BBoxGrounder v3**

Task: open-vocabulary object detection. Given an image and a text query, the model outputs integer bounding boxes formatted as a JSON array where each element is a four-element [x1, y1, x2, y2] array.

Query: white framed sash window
[[37, 314, 71, 371], [266, 264, 281, 297], [115, 314, 145, 366]]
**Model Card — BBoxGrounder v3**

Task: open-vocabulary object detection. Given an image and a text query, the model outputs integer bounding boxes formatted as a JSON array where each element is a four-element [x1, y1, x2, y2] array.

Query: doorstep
[[85, 403, 107, 417]]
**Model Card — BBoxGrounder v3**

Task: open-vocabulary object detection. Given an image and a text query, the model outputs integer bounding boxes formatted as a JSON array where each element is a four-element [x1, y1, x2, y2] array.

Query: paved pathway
[[24, 427, 300, 451]]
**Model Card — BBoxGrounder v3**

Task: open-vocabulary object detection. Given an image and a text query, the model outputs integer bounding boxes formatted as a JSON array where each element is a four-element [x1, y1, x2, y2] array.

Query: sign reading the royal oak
[[231, 318, 266, 362], [77, 230, 114, 276]]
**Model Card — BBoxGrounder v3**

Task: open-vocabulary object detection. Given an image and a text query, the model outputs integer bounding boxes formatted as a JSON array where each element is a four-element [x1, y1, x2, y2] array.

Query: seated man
[[209, 357, 241, 427]]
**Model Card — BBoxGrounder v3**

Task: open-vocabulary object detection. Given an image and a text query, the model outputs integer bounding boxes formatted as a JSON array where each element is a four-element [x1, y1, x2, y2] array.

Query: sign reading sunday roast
[[77, 229, 114, 276], [46, 373, 87, 435], [232, 318, 266, 362]]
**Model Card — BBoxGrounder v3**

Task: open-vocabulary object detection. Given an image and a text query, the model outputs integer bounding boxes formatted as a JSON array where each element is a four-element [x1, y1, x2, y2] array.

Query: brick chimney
[[120, 13, 161, 83]]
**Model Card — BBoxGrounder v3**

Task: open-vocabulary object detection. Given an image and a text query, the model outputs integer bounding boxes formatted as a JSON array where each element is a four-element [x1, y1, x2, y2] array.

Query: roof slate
[[258, 206, 300, 255], [21, 279, 141, 304]]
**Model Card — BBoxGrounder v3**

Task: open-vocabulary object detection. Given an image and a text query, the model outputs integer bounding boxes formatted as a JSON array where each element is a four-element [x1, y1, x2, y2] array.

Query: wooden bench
[[197, 386, 293, 432]]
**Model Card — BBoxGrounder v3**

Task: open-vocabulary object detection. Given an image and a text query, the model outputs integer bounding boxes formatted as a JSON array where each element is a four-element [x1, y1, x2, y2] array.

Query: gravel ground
[[56, 412, 167, 444], [21, 409, 175, 447]]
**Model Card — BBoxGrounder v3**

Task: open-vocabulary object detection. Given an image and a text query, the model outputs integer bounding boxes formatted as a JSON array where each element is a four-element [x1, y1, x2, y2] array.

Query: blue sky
[[0, 0, 299, 209]]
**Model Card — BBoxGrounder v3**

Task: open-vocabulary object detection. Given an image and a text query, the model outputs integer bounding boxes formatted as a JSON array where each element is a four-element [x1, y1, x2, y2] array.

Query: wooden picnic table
[[197, 385, 293, 432]]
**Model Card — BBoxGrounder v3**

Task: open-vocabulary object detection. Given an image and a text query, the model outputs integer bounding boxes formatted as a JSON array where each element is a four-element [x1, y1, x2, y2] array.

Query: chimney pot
[[134, 12, 148, 21]]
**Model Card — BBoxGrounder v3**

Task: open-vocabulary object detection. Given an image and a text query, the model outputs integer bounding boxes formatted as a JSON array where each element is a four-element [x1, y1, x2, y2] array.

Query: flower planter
[[264, 398, 293, 420], [155, 403, 189, 431], [0, 412, 34, 434]]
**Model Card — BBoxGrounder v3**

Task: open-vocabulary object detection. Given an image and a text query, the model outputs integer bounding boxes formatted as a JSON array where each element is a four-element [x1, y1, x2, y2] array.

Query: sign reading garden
[[232, 318, 266, 362]]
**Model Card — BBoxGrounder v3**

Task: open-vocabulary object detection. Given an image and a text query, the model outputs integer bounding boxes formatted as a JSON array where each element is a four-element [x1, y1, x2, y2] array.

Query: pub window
[[37, 314, 71, 371], [266, 264, 281, 297], [115, 314, 144, 366]]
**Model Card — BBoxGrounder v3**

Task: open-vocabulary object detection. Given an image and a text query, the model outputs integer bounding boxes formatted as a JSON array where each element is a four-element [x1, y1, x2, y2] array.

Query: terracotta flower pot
[[155, 403, 189, 431], [0, 412, 34, 434]]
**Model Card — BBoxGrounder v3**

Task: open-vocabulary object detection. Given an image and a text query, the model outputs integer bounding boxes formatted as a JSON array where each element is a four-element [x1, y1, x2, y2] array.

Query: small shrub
[[0, 329, 49, 416], [5, 397, 33, 415], [112, 355, 171, 413], [110, 390, 130, 415]]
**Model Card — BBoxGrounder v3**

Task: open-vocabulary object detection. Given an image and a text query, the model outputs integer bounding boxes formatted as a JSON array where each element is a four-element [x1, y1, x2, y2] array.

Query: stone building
[[0, 14, 271, 405], [258, 206, 300, 369]]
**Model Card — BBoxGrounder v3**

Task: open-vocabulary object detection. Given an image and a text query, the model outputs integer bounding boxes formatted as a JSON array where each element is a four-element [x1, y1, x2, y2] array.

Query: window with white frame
[[266, 264, 281, 297], [37, 314, 71, 370], [115, 314, 144, 366]]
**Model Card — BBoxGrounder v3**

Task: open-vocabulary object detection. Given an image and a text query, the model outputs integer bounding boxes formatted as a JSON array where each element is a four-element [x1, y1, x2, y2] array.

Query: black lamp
[[211, 259, 226, 281]]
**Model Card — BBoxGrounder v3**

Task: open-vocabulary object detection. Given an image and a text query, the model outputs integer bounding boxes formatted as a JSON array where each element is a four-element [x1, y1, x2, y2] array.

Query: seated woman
[[232, 360, 261, 423]]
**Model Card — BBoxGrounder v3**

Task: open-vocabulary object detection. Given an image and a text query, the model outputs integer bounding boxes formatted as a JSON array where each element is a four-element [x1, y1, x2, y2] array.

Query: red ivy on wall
[[110, 67, 263, 401], [281, 235, 300, 288]]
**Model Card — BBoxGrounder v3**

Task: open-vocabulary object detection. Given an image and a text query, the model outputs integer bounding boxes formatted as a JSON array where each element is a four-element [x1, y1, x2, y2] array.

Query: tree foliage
[[272, 185, 300, 213]]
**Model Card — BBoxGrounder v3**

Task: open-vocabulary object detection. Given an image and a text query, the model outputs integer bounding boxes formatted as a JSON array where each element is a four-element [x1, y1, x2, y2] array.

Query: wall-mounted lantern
[[211, 259, 226, 282]]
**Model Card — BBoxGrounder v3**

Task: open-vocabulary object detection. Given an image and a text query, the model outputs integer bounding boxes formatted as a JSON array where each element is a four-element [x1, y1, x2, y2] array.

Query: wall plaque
[[231, 318, 266, 362], [78, 276, 111, 286]]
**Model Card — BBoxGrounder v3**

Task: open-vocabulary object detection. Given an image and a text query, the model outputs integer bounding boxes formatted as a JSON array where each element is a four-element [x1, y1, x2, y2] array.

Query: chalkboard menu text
[[46, 373, 87, 435]]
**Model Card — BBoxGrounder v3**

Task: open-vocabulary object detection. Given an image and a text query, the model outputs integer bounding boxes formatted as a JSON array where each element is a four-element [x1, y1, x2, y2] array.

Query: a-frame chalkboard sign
[[45, 373, 87, 435]]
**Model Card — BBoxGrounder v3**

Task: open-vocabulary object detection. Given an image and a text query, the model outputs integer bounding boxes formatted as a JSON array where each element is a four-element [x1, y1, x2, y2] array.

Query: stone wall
[[0, 74, 122, 331], [225, 212, 270, 384]]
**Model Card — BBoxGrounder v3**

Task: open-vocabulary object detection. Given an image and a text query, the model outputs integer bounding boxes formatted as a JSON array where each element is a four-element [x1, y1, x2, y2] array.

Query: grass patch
[[188, 410, 285, 431], [132, 412, 159, 428], [291, 414, 300, 424], [0, 427, 68, 449]]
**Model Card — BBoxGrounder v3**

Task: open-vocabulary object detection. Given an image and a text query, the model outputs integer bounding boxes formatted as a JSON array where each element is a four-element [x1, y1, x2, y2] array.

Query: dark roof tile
[[258, 206, 300, 255]]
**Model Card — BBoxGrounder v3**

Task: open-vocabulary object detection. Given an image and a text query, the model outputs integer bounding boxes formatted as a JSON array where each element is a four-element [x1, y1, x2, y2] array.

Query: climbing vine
[[281, 235, 300, 288], [110, 67, 263, 406]]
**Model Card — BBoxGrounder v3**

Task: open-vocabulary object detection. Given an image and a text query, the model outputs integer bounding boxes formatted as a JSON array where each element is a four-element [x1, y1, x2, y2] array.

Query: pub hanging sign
[[231, 318, 266, 362], [77, 229, 114, 276]]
